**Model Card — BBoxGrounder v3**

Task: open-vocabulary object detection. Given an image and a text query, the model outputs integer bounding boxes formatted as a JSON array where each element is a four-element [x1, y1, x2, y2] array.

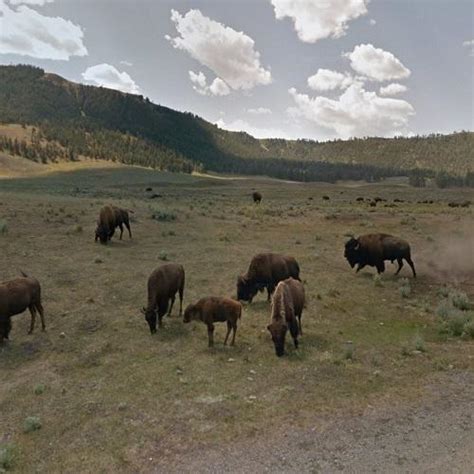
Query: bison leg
[[376, 261, 385, 274], [125, 221, 132, 239], [207, 324, 215, 348], [356, 263, 366, 273], [118, 223, 124, 240], [395, 258, 404, 275], [178, 287, 184, 317], [168, 296, 175, 317], [406, 257, 417, 278], [224, 321, 232, 345], [36, 303, 46, 331], [231, 321, 237, 346], [298, 315, 303, 336], [289, 321, 299, 349], [28, 305, 37, 334], [267, 284, 275, 302]]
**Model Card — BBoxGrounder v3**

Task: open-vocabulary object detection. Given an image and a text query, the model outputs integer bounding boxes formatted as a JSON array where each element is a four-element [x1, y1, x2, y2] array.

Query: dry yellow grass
[[0, 166, 473, 471]]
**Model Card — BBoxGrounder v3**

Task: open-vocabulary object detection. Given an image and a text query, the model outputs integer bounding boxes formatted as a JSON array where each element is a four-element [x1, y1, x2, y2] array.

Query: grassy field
[[0, 165, 473, 472]]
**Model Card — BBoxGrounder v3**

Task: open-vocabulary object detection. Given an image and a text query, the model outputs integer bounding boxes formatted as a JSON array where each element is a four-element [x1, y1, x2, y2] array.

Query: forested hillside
[[0, 65, 472, 184]]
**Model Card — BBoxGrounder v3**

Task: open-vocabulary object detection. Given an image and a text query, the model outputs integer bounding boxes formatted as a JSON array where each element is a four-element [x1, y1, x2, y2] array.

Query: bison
[[344, 233, 416, 278], [141, 263, 185, 334], [95, 205, 132, 244], [237, 253, 300, 303], [183, 297, 242, 348], [267, 278, 305, 357], [252, 191, 262, 204], [0, 272, 45, 343]]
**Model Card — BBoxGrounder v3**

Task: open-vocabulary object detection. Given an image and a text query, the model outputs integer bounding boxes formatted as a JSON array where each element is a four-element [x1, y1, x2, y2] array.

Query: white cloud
[[369, 18, 376, 26], [0, 0, 87, 60], [463, 39, 474, 57], [188, 70, 230, 96], [344, 43, 410, 82], [379, 83, 407, 96], [247, 107, 272, 115], [119, 60, 133, 67], [82, 64, 140, 94], [8, 0, 53, 5], [270, 0, 369, 43], [215, 118, 293, 139], [289, 83, 415, 139], [167, 9, 271, 92], [307, 68, 355, 91]]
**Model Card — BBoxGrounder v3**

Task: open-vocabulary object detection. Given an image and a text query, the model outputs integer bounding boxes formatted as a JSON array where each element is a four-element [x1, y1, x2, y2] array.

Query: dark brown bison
[[0, 272, 45, 343], [95, 205, 132, 244], [141, 263, 185, 334], [344, 233, 416, 278], [237, 253, 300, 303], [252, 191, 262, 204], [183, 297, 242, 347], [267, 278, 305, 357]]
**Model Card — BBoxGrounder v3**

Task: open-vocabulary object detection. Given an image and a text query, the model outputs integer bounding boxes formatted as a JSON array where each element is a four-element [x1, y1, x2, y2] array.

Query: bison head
[[344, 237, 361, 268], [237, 275, 258, 302], [267, 322, 287, 357], [183, 304, 198, 323], [141, 307, 157, 334], [95, 224, 109, 244]]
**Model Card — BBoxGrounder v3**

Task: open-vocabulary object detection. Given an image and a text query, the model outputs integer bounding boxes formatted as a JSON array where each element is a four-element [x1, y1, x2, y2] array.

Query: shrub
[[343, 342, 354, 360], [158, 250, 168, 261], [0, 219, 7, 235], [23, 416, 41, 433], [414, 334, 426, 352], [152, 210, 177, 222], [464, 320, 474, 338], [399, 278, 411, 298], [446, 313, 467, 337], [449, 290, 472, 311], [0, 443, 15, 470], [34, 384, 45, 395], [373, 274, 383, 287]]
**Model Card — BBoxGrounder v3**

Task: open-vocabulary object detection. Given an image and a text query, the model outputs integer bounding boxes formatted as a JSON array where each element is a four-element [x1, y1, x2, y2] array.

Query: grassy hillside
[[0, 65, 472, 182]]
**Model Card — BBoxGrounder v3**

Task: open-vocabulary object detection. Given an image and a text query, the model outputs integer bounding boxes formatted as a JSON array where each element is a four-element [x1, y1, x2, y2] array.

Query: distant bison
[[322, 195, 330, 201], [356, 197, 365, 202], [0, 272, 45, 343], [141, 263, 185, 334], [237, 253, 300, 303], [267, 278, 305, 357], [184, 297, 242, 347], [95, 205, 132, 244], [344, 233, 416, 277], [252, 191, 262, 204]]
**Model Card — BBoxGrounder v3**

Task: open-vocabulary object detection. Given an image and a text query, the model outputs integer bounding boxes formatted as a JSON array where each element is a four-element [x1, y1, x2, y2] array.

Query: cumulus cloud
[[8, 0, 53, 5], [82, 64, 140, 94], [288, 83, 415, 139], [247, 107, 272, 115], [215, 118, 293, 139], [463, 39, 474, 56], [307, 68, 355, 91], [270, 0, 368, 43], [166, 9, 271, 92], [0, 0, 87, 60], [119, 60, 133, 67], [188, 70, 230, 96], [379, 83, 407, 96], [344, 43, 410, 81]]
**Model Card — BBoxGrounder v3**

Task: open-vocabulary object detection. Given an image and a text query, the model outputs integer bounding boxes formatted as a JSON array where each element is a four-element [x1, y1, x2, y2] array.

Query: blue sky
[[0, 0, 472, 141]]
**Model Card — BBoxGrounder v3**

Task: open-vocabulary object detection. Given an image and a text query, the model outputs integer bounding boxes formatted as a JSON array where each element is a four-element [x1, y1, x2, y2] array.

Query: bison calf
[[183, 297, 242, 348], [141, 263, 185, 334], [267, 278, 305, 357], [344, 233, 416, 277], [252, 191, 262, 204], [0, 272, 45, 343]]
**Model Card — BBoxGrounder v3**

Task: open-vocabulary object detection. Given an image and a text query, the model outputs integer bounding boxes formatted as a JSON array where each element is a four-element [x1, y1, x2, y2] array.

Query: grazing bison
[[237, 253, 300, 303], [344, 233, 416, 277], [183, 297, 242, 347], [95, 205, 132, 244], [252, 191, 262, 204], [141, 263, 185, 334], [0, 272, 45, 343], [322, 195, 330, 201], [267, 278, 305, 357]]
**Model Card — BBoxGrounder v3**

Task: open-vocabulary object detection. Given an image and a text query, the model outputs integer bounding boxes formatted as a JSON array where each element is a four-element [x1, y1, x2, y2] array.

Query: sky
[[0, 0, 472, 141]]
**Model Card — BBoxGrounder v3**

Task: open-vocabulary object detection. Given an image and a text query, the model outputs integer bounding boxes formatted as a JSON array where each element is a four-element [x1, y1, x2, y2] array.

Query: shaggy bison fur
[[0, 272, 45, 343], [267, 278, 305, 357], [237, 253, 300, 303], [142, 263, 185, 334], [95, 205, 132, 244], [344, 233, 416, 277]]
